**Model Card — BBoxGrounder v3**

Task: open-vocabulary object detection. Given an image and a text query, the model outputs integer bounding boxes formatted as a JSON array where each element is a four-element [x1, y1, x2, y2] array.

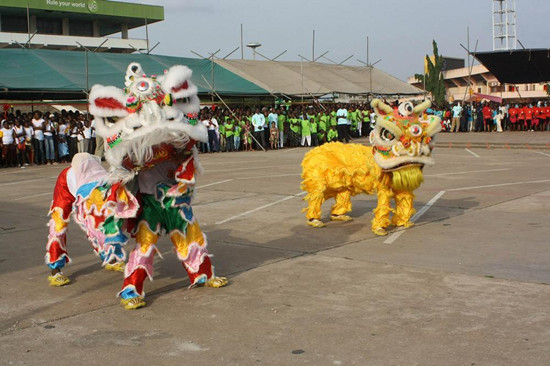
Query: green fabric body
[[140, 190, 191, 234]]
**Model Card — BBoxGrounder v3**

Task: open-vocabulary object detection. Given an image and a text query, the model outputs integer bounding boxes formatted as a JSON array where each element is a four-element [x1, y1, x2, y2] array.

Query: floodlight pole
[[358, 36, 381, 98], [145, 18, 149, 53], [240, 24, 244, 59], [312, 29, 315, 61]]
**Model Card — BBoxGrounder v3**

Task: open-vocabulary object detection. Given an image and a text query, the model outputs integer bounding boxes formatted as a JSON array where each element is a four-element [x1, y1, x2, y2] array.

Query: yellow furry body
[[301, 142, 418, 235]]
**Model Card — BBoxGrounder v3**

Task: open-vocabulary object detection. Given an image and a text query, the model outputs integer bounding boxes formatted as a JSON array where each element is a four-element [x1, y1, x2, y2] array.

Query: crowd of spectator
[[195, 102, 374, 153], [0, 109, 96, 168], [435, 101, 550, 133], [1, 99, 549, 168]]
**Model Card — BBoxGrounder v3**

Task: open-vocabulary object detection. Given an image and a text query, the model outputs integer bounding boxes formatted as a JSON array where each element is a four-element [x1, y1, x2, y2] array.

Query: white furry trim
[[159, 65, 198, 99], [89, 85, 129, 118], [105, 122, 207, 172], [172, 94, 200, 115]]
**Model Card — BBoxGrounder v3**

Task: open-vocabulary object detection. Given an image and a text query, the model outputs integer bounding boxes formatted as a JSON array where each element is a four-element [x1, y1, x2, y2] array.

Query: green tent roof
[[0, 49, 269, 99]]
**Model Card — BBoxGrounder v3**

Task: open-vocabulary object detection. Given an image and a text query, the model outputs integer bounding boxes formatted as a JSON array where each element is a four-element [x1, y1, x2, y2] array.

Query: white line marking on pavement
[[447, 179, 550, 192], [196, 179, 233, 189], [0, 176, 57, 187], [13, 192, 52, 201], [216, 191, 306, 225], [533, 151, 550, 157], [236, 173, 300, 180], [384, 190, 446, 245], [465, 148, 480, 158], [425, 168, 510, 177], [281, 148, 298, 153]]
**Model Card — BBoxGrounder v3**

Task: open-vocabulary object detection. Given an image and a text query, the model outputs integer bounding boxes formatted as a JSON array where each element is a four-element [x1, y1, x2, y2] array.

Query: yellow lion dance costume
[[301, 99, 441, 236]]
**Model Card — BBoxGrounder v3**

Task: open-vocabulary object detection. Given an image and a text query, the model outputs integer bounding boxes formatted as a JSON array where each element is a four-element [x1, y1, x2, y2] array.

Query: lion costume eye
[[380, 128, 395, 142], [409, 125, 423, 137], [137, 80, 150, 92]]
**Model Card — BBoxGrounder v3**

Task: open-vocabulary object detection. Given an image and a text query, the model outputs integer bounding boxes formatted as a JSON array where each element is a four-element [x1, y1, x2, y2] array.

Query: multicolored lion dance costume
[[46, 62, 227, 309], [301, 99, 441, 235]]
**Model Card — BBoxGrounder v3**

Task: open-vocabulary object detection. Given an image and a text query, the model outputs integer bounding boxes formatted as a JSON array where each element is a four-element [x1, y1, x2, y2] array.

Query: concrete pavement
[[1, 132, 549, 365]]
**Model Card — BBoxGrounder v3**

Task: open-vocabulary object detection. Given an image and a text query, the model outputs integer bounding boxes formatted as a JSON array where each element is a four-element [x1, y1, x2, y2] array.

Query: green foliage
[[414, 40, 447, 106]]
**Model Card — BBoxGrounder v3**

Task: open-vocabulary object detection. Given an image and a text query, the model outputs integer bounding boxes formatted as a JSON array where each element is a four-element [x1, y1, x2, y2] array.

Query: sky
[[121, 0, 550, 81]]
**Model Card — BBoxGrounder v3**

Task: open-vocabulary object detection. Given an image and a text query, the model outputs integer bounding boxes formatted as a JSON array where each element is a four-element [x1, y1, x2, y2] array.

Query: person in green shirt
[[300, 116, 311, 147], [362, 106, 372, 136], [310, 118, 318, 146], [234, 119, 242, 151], [218, 120, 226, 152], [277, 111, 286, 148], [329, 107, 337, 127], [289, 112, 301, 147], [318, 112, 327, 145], [225, 118, 235, 152], [327, 125, 338, 142]]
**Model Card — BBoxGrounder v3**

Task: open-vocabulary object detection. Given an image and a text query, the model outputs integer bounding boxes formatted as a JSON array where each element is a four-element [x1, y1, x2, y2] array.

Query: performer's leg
[[46, 167, 74, 286], [330, 190, 353, 222], [303, 187, 326, 228], [392, 191, 416, 228], [118, 221, 158, 310], [170, 220, 227, 288], [372, 188, 394, 236]]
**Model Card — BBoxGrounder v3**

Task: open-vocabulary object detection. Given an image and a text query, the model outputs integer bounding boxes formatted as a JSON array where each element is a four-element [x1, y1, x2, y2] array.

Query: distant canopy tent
[[0, 48, 421, 101], [214, 59, 422, 97], [0, 49, 269, 100], [474, 49, 550, 84]]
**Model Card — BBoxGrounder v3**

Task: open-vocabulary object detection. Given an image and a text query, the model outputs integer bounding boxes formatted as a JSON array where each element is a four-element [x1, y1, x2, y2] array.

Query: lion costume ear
[[371, 99, 393, 116], [89, 85, 129, 118], [159, 65, 198, 100]]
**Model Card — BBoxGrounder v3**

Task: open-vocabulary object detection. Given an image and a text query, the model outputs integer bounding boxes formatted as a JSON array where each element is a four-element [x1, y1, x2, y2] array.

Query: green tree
[[415, 40, 446, 106]]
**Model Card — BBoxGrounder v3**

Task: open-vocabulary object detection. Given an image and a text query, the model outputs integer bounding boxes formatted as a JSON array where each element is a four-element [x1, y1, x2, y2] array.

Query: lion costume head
[[370, 99, 441, 191], [88, 63, 206, 182]]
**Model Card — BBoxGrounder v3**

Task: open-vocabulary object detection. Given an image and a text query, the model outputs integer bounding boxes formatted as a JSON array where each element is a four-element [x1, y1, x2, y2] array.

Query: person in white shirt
[[57, 120, 69, 162], [451, 103, 463, 133], [43, 114, 56, 164], [206, 112, 219, 152], [251, 107, 266, 150], [200, 112, 211, 153], [13, 118, 27, 167], [83, 119, 93, 154], [1, 120, 16, 167], [336, 104, 350, 142], [23, 120, 34, 165], [31, 111, 46, 164]]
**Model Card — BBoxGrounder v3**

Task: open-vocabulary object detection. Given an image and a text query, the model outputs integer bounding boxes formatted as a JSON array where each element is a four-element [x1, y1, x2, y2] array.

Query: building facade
[[0, 0, 163, 53], [409, 61, 548, 103]]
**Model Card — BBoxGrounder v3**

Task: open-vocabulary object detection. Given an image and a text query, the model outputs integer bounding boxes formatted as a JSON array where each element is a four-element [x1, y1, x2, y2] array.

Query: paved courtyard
[[1, 131, 549, 365]]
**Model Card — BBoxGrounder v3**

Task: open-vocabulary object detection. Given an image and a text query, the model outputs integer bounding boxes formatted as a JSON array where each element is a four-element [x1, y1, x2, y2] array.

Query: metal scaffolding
[[492, 0, 517, 51]]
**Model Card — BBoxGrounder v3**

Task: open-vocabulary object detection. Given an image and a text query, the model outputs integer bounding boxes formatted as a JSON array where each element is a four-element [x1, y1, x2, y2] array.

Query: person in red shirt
[[508, 105, 518, 131], [517, 104, 525, 131], [524, 104, 533, 131], [482, 103, 493, 132]]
